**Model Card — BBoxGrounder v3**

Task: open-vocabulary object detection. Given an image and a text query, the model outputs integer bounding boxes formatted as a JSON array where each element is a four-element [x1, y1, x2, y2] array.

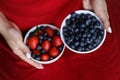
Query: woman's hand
[[0, 12, 44, 69], [83, 0, 112, 33]]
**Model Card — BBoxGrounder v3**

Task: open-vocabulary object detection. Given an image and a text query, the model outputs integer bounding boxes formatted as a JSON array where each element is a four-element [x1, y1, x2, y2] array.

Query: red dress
[[0, 0, 120, 80]]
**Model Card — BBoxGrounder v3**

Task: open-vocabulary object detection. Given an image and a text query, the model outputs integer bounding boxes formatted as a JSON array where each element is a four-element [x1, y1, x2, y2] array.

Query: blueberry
[[66, 40, 72, 45], [39, 26, 45, 30], [84, 42, 87, 46], [76, 14, 81, 20], [74, 41, 80, 47], [85, 28, 89, 33], [80, 28, 85, 32], [50, 57, 54, 60], [81, 37, 85, 42], [39, 35, 44, 40], [63, 26, 68, 32], [82, 33, 87, 38], [90, 21, 95, 26], [90, 25, 94, 29], [74, 27, 79, 33], [85, 48, 90, 51], [68, 30, 73, 35], [47, 36, 52, 42], [71, 24, 76, 29], [65, 35, 74, 43], [79, 42, 85, 47], [37, 45, 42, 50], [85, 19, 91, 26], [70, 44, 76, 49], [34, 56, 40, 61], [39, 40, 43, 44], [95, 21, 101, 26], [43, 36, 48, 40], [68, 26, 73, 31], [86, 39, 91, 44], [74, 36, 79, 41], [58, 46, 63, 52], [86, 13, 92, 19], [89, 38, 94, 43], [64, 27, 73, 35], [94, 39, 101, 44], [31, 53, 35, 58], [43, 33, 49, 40], [77, 47, 82, 51], [90, 29, 95, 33], [80, 24, 86, 28], [100, 30, 104, 35], [62, 31, 68, 37], [66, 19, 72, 25], [78, 18, 85, 24], [29, 31, 35, 37], [91, 36, 96, 40], [54, 29, 60, 36], [71, 12, 77, 18], [94, 25, 98, 29], [81, 47, 85, 51], [87, 33, 91, 38], [41, 49, 45, 54], [80, 13, 87, 20], [91, 16, 97, 23], [78, 34, 82, 38], [93, 43, 97, 47], [88, 45, 93, 50], [97, 36, 102, 40], [43, 32, 47, 36], [63, 32, 69, 38], [67, 35, 74, 42], [71, 17, 76, 22]]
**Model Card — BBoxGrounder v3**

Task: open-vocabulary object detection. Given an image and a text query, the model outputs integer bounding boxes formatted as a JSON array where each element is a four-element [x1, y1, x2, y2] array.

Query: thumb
[[17, 41, 44, 69], [83, 0, 92, 10], [95, 10, 112, 33], [19, 41, 31, 56]]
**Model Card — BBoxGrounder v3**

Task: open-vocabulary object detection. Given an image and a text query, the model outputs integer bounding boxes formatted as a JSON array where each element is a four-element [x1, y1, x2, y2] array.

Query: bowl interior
[[60, 10, 106, 54], [24, 24, 65, 64]]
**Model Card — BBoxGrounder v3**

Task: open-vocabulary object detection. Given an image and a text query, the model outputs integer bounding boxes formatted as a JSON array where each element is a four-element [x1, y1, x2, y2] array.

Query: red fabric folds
[[0, 0, 120, 80]]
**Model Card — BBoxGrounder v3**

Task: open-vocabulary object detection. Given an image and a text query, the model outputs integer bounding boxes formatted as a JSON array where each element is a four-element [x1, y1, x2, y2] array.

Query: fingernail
[[26, 53, 31, 59], [36, 65, 44, 69], [107, 27, 112, 33]]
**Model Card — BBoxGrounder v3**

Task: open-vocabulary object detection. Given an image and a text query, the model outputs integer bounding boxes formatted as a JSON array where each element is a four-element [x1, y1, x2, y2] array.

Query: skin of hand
[[83, 0, 112, 33], [0, 12, 44, 69]]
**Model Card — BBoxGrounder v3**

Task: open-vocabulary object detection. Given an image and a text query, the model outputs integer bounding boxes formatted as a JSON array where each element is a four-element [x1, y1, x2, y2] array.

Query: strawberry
[[41, 40, 51, 51], [33, 49, 40, 55], [41, 54, 49, 61], [27, 36, 39, 49], [49, 47, 59, 57], [45, 27, 54, 37], [52, 36, 63, 47]]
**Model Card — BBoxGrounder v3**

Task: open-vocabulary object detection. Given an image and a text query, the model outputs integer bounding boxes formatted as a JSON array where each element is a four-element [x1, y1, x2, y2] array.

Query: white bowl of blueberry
[[24, 24, 65, 64], [60, 10, 106, 54]]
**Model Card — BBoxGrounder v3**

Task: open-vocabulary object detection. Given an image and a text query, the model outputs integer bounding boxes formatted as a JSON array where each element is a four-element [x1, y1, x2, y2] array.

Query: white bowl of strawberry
[[24, 24, 65, 64], [60, 10, 106, 54]]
